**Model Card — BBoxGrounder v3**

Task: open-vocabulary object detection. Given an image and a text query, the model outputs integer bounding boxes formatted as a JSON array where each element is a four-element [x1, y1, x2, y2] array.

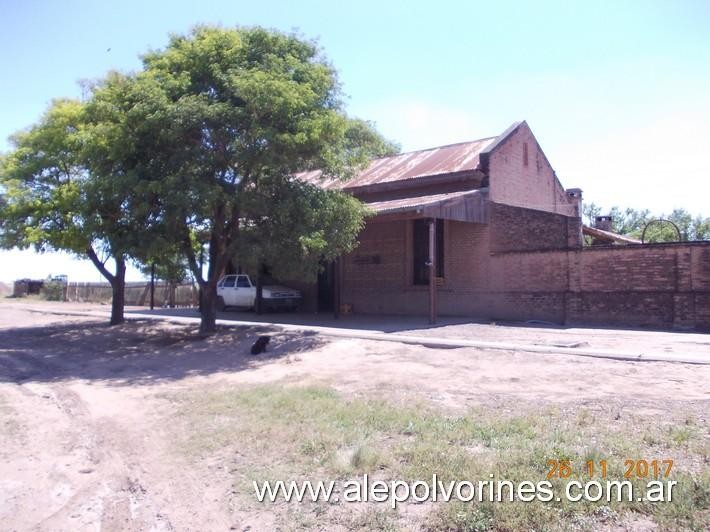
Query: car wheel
[[216, 296, 226, 312]]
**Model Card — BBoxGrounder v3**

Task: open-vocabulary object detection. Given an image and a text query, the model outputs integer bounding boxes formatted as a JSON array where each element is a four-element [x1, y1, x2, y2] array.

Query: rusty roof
[[299, 136, 498, 191], [582, 225, 641, 245], [365, 190, 477, 214], [364, 189, 489, 223]]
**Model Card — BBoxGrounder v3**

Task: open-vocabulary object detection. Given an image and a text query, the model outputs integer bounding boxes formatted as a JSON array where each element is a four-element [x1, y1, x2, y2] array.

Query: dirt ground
[[0, 301, 708, 531]]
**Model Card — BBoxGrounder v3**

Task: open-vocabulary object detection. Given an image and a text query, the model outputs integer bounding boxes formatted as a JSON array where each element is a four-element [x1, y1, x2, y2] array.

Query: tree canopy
[[0, 98, 148, 324], [1, 25, 397, 331], [583, 203, 710, 243], [121, 26, 397, 332]]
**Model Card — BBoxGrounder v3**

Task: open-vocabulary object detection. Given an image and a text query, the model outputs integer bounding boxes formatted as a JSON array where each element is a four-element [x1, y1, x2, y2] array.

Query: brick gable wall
[[488, 122, 575, 217]]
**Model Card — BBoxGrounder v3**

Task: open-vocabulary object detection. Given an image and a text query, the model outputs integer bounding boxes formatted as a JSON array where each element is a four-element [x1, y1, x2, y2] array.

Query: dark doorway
[[317, 261, 335, 312]]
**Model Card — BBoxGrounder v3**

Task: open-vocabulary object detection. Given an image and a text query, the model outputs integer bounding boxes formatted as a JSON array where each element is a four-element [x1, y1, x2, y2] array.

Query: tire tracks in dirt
[[6, 381, 175, 531]]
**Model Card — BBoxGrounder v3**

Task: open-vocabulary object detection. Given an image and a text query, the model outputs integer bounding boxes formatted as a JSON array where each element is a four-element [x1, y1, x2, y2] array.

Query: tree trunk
[[197, 203, 231, 334], [109, 258, 126, 325], [86, 246, 126, 326], [200, 281, 218, 334]]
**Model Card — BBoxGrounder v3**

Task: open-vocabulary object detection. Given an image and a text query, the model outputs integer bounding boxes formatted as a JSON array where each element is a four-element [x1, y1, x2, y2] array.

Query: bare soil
[[0, 301, 707, 530]]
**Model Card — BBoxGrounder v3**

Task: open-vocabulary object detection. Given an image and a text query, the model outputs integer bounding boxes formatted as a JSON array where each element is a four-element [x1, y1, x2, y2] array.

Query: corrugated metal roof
[[582, 225, 641, 245], [364, 189, 488, 223], [299, 136, 497, 190]]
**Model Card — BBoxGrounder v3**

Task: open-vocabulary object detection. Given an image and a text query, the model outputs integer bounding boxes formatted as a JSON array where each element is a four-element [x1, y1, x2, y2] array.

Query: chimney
[[594, 215, 613, 232], [565, 188, 583, 217]]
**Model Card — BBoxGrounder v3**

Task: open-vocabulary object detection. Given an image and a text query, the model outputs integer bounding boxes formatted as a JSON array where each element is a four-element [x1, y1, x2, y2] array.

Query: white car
[[216, 274, 301, 311]]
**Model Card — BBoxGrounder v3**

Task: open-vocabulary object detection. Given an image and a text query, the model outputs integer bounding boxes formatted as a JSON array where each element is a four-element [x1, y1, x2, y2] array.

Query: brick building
[[295, 121, 710, 330]]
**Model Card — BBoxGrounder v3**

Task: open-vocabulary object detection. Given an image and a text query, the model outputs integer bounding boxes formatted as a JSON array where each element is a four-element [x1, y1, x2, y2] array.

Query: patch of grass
[[345, 507, 399, 531], [576, 407, 594, 427], [170, 384, 709, 530], [669, 426, 695, 446], [424, 502, 494, 532]]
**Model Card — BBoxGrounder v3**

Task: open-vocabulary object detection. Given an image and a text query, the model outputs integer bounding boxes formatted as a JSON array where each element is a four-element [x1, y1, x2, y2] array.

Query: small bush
[[40, 280, 66, 301]]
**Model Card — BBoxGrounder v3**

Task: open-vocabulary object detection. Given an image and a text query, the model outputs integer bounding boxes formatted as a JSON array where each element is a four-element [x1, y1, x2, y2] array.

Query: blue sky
[[1, 0, 709, 282]]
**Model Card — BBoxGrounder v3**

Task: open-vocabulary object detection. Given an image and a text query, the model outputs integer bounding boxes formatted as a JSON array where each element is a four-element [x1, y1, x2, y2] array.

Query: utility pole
[[150, 263, 155, 310]]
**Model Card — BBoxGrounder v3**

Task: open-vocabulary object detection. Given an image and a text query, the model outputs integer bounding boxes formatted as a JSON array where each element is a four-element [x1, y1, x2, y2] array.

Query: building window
[[523, 142, 529, 166], [413, 218, 444, 285]]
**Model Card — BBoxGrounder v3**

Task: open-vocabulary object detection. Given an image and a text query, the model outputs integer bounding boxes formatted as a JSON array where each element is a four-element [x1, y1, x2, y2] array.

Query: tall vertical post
[[150, 262, 155, 310], [198, 245, 204, 312], [428, 218, 437, 324]]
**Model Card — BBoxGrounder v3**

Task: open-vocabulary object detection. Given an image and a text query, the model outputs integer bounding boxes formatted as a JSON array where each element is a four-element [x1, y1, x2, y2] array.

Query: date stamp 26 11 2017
[[546, 459, 674, 479]]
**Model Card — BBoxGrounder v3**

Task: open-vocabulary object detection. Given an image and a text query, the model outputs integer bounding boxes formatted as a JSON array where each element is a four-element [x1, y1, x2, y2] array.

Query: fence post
[[150, 263, 155, 310]]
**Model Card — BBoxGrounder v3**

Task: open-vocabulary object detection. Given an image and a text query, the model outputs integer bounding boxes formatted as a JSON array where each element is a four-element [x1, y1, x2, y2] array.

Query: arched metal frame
[[641, 219, 682, 244]]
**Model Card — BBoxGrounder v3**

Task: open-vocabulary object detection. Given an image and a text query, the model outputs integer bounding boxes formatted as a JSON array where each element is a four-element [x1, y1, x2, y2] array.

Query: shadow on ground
[[0, 319, 326, 386]]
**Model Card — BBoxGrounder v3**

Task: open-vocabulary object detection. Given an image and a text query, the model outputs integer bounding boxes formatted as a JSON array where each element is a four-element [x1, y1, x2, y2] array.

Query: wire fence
[[64, 281, 199, 307]]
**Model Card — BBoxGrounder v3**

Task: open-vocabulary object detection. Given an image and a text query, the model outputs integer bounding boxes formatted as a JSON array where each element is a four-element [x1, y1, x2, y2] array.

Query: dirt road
[[0, 302, 708, 530]]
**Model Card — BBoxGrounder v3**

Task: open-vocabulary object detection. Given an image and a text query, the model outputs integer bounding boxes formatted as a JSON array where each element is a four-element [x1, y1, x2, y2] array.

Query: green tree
[[236, 178, 369, 281], [0, 99, 141, 324], [691, 214, 710, 240], [129, 26, 396, 332], [582, 203, 709, 244], [139, 253, 191, 285]]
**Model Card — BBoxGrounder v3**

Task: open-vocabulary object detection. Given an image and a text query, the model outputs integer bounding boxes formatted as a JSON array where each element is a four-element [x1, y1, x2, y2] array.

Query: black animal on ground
[[250, 335, 270, 355]]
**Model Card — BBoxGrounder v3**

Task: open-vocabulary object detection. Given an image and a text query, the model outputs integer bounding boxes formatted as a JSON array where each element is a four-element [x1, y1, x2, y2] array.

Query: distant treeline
[[583, 204, 710, 243]]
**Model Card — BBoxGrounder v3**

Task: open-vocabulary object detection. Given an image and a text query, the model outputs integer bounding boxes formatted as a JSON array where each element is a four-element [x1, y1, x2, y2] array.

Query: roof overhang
[[582, 225, 641, 244], [348, 169, 486, 197], [365, 189, 489, 223]]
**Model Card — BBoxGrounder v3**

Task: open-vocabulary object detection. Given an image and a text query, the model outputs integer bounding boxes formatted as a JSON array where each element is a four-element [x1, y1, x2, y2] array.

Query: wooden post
[[428, 218, 437, 324], [149, 263, 155, 310], [198, 245, 204, 312], [168, 281, 176, 308]]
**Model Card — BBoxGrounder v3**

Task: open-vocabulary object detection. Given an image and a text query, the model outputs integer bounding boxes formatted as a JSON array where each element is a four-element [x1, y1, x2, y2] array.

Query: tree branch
[[181, 228, 205, 288], [86, 245, 116, 283]]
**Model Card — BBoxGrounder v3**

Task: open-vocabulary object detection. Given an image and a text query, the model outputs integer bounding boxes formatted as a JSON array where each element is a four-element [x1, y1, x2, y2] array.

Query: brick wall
[[341, 216, 710, 329], [489, 202, 582, 252], [487, 243, 710, 329], [341, 219, 410, 314], [341, 218, 494, 315], [488, 122, 576, 216]]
